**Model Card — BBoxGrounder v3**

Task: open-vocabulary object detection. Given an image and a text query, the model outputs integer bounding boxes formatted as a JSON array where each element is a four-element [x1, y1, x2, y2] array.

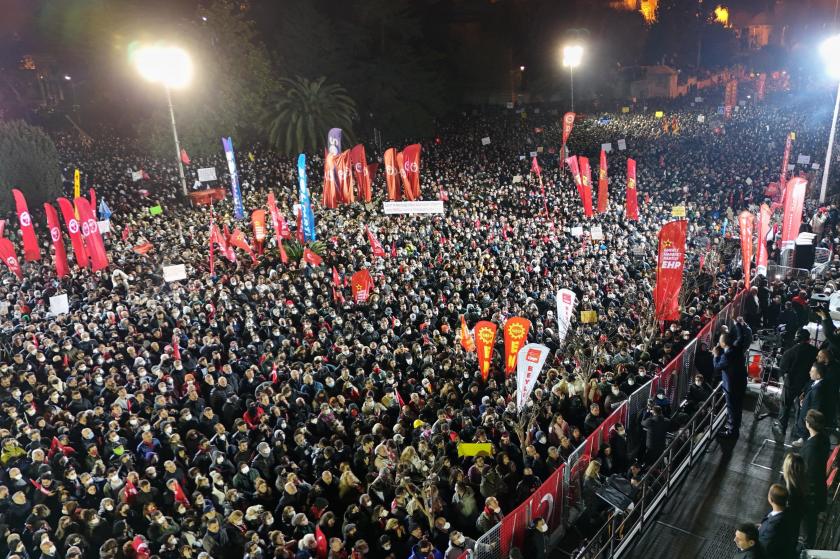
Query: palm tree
[[265, 76, 358, 155]]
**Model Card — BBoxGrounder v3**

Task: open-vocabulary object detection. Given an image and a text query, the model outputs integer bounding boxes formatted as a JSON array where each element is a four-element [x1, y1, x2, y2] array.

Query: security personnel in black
[[773, 329, 818, 437]]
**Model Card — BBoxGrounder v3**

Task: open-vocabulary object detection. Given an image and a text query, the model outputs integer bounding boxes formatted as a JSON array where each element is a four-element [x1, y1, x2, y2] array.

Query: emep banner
[[516, 343, 550, 411]]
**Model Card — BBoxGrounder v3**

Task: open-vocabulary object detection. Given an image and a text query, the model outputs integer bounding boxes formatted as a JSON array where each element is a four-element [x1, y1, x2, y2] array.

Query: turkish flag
[[351, 269, 374, 303], [0, 239, 22, 279], [739, 210, 754, 290], [626, 158, 639, 220], [597, 149, 608, 213], [402, 144, 422, 200], [503, 316, 531, 375], [74, 197, 109, 271], [350, 144, 372, 202], [654, 220, 687, 321], [302, 248, 323, 267], [322, 151, 338, 209], [12, 189, 41, 261], [44, 203, 69, 278], [57, 197, 88, 269], [474, 320, 498, 381], [578, 156, 594, 218], [384, 148, 400, 201], [366, 226, 386, 258]]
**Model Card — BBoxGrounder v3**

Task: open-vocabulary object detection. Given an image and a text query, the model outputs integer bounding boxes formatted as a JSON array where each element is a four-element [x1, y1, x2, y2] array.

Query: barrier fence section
[[472, 464, 566, 559]]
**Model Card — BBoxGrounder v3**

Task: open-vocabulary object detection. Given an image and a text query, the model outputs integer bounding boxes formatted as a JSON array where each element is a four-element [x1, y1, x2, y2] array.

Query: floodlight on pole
[[819, 35, 840, 203], [562, 45, 583, 112], [132, 44, 193, 196]]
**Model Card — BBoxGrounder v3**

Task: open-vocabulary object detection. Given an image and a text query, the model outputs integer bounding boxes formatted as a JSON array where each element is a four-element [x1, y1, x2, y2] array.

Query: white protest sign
[[787, 164, 795, 171], [163, 264, 188, 283], [695, 96, 703, 102], [49, 294, 69, 316], [97, 220, 111, 234], [590, 226, 604, 240], [529, 151, 537, 157], [697, 115, 705, 123], [506, 102, 514, 109], [131, 170, 143, 182], [617, 139, 627, 151], [812, 163, 821, 170], [601, 143, 613, 153], [197, 167, 218, 182], [570, 226, 584, 237], [745, 178, 753, 185], [383, 201, 445, 215], [797, 154, 811, 165], [0, 302, 8, 316], [512, 175, 523, 184], [481, 137, 491, 146]]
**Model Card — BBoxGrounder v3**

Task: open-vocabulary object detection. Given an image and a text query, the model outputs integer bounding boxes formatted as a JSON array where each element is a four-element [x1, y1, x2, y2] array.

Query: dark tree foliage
[[0, 120, 63, 214]]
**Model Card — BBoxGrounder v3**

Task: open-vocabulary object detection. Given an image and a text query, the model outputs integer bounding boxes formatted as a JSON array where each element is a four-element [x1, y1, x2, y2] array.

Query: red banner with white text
[[74, 197, 109, 272], [654, 220, 687, 321], [57, 197, 88, 269], [12, 189, 41, 261], [503, 316, 531, 375], [578, 156, 594, 218], [626, 158, 639, 220], [597, 149, 608, 213], [350, 144, 372, 202], [402, 144, 421, 201], [739, 211, 754, 290], [756, 203, 771, 276], [781, 177, 806, 245], [44, 203, 69, 278], [475, 320, 498, 381], [384, 148, 400, 201], [0, 238, 22, 279]]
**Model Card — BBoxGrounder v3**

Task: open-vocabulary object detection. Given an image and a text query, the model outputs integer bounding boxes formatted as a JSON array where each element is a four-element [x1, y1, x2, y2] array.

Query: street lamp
[[819, 35, 840, 203], [562, 45, 583, 112], [132, 44, 193, 196]]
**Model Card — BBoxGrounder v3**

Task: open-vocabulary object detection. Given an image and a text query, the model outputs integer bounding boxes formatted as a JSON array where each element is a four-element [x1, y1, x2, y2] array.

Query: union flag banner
[[562, 112, 575, 147], [578, 156, 594, 218], [12, 189, 41, 261], [351, 269, 374, 303], [654, 220, 687, 321], [460, 315, 475, 352], [74, 196, 109, 272], [350, 144, 372, 202], [626, 158, 639, 220], [565, 156, 583, 200], [781, 177, 806, 245], [474, 320, 498, 381], [503, 316, 531, 375], [0, 238, 22, 279], [402, 144, 422, 201], [739, 210, 754, 290], [384, 148, 400, 201], [756, 203, 771, 276], [597, 149, 608, 213], [44, 203, 69, 278], [335, 150, 355, 204], [397, 151, 410, 201], [57, 197, 88, 268], [322, 151, 338, 209], [365, 226, 386, 258]]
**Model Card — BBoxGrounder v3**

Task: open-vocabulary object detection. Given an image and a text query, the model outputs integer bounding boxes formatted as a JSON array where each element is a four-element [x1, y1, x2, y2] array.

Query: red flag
[[402, 144, 421, 200], [131, 536, 150, 559], [172, 480, 190, 506], [460, 315, 476, 352], [780, 132, 793, 206], [397, 151, 410, 201], [123, 479, 138, 504], [394, 386, 406, 408], [332, 266, 341, 288], [133, 242, 154, 255], [739, 211, 754, 290], [295, 209, 304, 243], [172, 333, 181, 361], [390, 240, 397, 258], [562, 112, 575, 147], [180, 148, 191, 165], [302, 248, 323, 267], [366, 226, 386, 258], [44, 203, 69, 278], [229, 228, 257, 265], [503, 317, 531, 375], [74, 197, 109, 271], [654, 220, 687, 321], [322, 151, 338, 209], [48, 436, 74, 459], [208, 223, 215, 276], [57, 197, 88, 268], [251, 209, 267, 255], [756, 203, 771, 276], [336, 150, 355, 204], [565, 156, 583, 198], [122, 225, 131, 241], [384, 148, 400, 201], [88, 188, 96, 216], [367, 163, 379, 184], [11, 189, 41, 261], [351, 269, 374, 303], [315, 525, 328, 559], [474, 320, 498, 381], [626, 158, 639, 220], [0, 219, 5, 238], [531, 156, 542, 178], [597, 149, 608, 213], [578, 156, 594, 218], [350, 144, 372, 202], [781, 177, 806, 244]]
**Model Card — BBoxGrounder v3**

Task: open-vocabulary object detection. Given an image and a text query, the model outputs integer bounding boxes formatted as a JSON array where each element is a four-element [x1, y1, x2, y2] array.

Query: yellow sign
[[790, 132, 796, 141], [622, 107, 630, 113], [580, 310, 598, 324], [655, 111, 664, 119], [671, 206, 686, 218], [74, 169, 81, 200], [457, 443, 493, 457]]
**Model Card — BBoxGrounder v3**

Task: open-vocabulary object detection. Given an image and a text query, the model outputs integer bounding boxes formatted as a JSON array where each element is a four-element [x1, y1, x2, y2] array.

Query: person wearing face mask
[[524, 517, 551, 559], [603, 383, 628, 414]]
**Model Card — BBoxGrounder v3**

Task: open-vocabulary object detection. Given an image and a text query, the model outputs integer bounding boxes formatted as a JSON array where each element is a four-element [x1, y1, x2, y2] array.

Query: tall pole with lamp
[[562, 45, 583, 112], [133, 44, 193, 197]]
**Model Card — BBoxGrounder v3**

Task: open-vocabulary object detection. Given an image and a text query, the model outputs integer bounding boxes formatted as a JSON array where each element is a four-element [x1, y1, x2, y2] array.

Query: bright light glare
[[64, 74, 72, 81], [520, 65, 526, 71], [821, 35, 840, 79], [563, 45, 583, 69], [133, 45, 193, 89]]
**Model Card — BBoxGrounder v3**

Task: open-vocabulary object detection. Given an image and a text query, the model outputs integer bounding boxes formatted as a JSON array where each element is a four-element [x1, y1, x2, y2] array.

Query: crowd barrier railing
[[468, 291, 746, 558]]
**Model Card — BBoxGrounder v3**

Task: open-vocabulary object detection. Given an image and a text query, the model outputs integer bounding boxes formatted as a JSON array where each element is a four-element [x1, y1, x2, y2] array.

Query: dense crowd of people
[[0, 84, 837, 559]]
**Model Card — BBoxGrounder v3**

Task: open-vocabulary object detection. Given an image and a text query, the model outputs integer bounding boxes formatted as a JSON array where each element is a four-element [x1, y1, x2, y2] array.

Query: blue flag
[[98, 199, 112, 220], [297, 154, 316, 242], [222, 137, 245, 220]]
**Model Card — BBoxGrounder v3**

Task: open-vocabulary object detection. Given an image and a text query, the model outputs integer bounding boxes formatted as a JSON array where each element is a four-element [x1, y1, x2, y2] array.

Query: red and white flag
[[626, 158, 639, 221], [516, 344, 550, 411], [0, 238, 22, 279], [74, 196, 109, 271], [653, 220, 687, 321], [12, 189, 41, 261], [44, 203, 69, 278], [739, 210, 755, 290], [756, 203, 771, 276], [384, 148, 400, 201], [366, 226, 386, 258], [597, 149, 608, 213], [302, 248, 323, 267]]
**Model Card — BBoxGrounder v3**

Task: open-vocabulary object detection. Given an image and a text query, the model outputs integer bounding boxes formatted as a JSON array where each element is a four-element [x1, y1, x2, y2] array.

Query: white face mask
[[240, 466, 249, 474]]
